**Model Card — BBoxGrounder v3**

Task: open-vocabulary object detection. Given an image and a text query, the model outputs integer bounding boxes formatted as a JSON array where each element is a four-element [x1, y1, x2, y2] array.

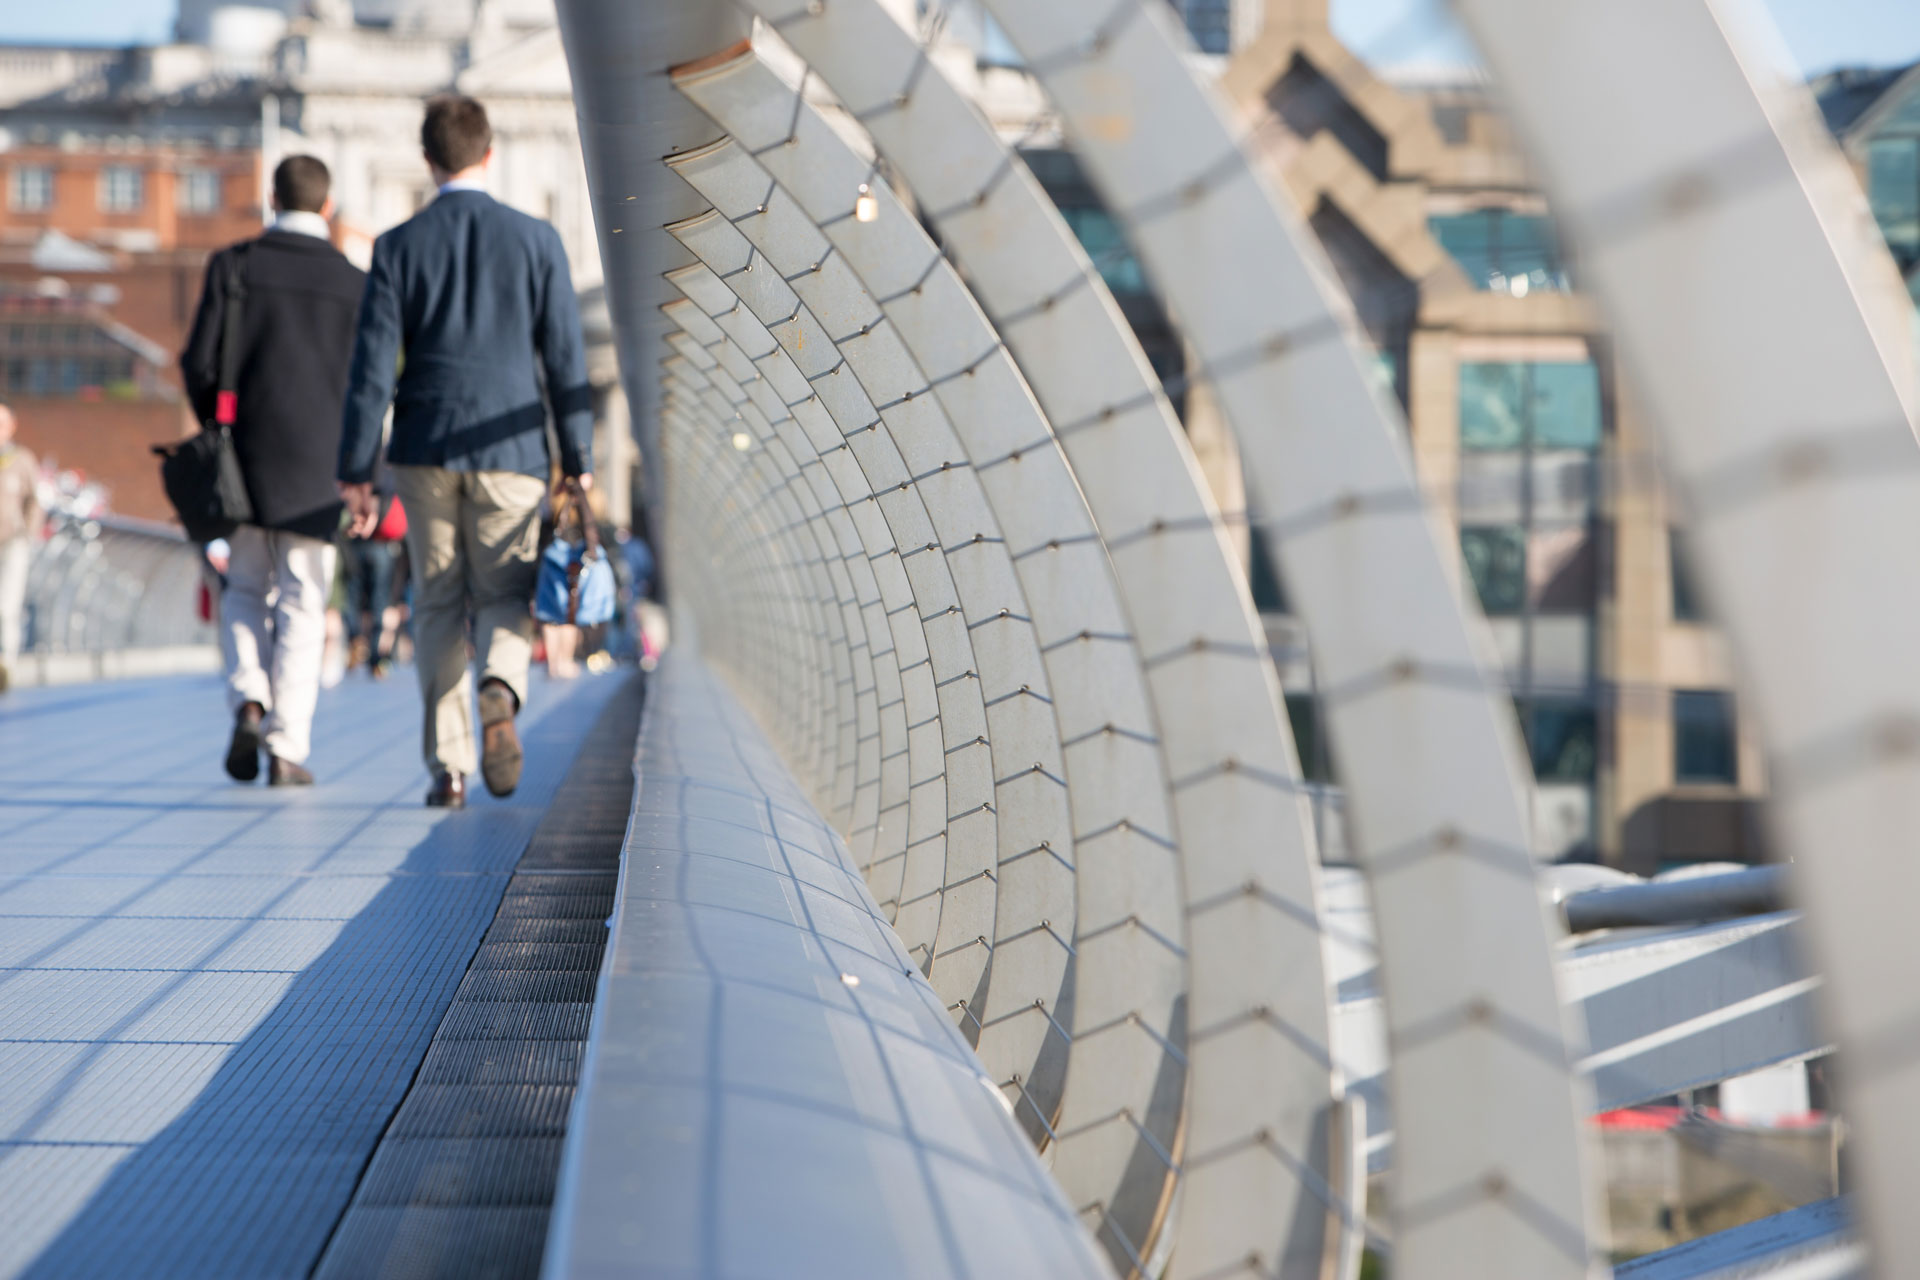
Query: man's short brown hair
[[421, 95, 492, 174], [272, 155, 330, 213]]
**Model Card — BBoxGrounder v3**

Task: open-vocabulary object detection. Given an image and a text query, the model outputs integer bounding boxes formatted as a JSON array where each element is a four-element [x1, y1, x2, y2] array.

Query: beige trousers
[[394, 466, 546, 777], [221, 526, 336, 764]]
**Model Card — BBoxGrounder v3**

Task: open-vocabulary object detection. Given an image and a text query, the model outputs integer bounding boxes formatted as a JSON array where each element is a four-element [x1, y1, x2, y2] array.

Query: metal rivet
[[1876, 718, 1920, 758], [1780, 442, 1825, 483], [1662, 173, 1711, 217]]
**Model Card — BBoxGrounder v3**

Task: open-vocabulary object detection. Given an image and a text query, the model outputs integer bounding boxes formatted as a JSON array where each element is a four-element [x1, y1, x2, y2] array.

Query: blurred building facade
[[1817, 60, 1920, 313], [919, 0, 1778, 868], [0, 0, 633, 523]]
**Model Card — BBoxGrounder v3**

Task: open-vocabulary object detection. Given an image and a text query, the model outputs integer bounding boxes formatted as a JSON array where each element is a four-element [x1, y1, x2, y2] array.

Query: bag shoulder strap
[[214, 243, 251, 427]]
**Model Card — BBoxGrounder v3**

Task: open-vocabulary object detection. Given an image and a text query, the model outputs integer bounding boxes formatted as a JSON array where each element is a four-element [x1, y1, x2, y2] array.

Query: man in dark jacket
[[337, 94, 593, 808], [182, 155, 366, 787]]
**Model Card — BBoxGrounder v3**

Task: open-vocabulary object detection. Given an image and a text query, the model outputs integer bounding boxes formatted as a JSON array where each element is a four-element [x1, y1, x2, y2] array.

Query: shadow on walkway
[[16, 680, 615, 1280]]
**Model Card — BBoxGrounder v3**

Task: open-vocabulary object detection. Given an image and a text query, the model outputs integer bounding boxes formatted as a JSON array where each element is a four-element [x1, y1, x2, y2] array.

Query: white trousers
[[221, 526, 336, 765], [0, 536, 28, 665]]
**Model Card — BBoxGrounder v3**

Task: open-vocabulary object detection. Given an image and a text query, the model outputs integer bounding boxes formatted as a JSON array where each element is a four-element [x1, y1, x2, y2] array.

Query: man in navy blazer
[[338, 94, 593, 808]]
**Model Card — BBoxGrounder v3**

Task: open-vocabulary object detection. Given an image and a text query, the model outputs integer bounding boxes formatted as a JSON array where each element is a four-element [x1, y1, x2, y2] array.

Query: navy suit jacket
[[338, 188, 593, 485]]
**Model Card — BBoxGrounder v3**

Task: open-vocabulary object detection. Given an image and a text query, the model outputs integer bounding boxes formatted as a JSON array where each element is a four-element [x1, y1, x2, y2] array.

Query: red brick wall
[[8, 396, 196, 524], [0, 148, 262, 253], [0, 255, 212, 374]]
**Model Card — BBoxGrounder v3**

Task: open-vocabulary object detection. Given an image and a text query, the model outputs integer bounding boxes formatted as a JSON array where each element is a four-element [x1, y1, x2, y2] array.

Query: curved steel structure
[[549, 1, 1920, 1277], [1455, 2, 1920, 1273]]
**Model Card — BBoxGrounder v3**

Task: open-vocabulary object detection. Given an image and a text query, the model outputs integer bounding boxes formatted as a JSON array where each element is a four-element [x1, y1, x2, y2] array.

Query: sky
[[4, 0, 1920, 80]]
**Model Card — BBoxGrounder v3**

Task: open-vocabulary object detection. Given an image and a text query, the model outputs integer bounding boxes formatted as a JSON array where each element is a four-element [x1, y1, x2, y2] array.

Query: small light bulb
[[854, 182, 878, 223], [731, 431, 752, 451], [840, 972, 861, 987]]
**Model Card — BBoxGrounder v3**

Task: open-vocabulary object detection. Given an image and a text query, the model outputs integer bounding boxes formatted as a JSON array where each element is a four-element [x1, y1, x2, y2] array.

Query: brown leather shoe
[[226, 702, 264, 782], [268, 756, 314, 787], [426, 770, 466, 809], [477, 680, 522, 798]]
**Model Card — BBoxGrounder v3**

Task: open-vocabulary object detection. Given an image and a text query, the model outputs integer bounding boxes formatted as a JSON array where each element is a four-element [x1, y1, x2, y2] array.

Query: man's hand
[[339, 482, 380, 539], [571, 473, 593, 493]]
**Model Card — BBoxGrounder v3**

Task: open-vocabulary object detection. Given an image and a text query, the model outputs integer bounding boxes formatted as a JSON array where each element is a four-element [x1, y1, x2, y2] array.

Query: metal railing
[[23, 508, 213, 657]]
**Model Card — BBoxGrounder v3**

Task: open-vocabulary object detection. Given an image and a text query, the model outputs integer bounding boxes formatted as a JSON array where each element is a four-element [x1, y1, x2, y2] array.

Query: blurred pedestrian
[[338, 95, 593, 809], [0, 403, 43, 692], [181, 156, 365, 785], [343, 468, 406, 678]]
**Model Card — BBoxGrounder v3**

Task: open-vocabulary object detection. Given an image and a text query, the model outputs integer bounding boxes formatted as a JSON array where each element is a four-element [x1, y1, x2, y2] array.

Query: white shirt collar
[[272, 210, 332, 240], [438, 177, 489, 195]]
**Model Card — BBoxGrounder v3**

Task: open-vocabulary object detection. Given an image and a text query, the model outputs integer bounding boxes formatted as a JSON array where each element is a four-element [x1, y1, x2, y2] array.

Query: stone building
[[919, 0, 1782, 866], [1221, 0, 1776, 868]]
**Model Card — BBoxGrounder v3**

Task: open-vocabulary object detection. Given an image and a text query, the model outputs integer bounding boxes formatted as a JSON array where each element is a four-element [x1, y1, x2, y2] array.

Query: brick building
[[0, 144, 263, 255]]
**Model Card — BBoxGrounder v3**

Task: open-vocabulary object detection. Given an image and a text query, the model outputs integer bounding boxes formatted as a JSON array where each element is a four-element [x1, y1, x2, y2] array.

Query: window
[[1459, 360, 1602, 451], [8, 165, 52, 212], [99, 166, 144, 213], [1430, 210, 1570, 294], [1520, 699, 1598, 782], [1461, 525, 1526, 616], [1056, 206, 1148, 296], [1674, 690, 1737, 785], [1170, 0, 1232, 54], [1868, 136, 1920, 265], [1432, 104, 1471, 145], [1269, 54, 1389, 181], [177, 168, 221, 215], [1285, 693, 1333, 784], [1247, 531, 1288, 614], [1670, 530, 1703, 622]]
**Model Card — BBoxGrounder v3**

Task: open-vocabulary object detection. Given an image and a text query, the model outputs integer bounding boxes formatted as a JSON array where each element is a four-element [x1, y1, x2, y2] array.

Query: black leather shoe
[[226, 702, 264, 782], [477, 680, 522, 798], [268, 756, 314, 787], [426, 771, 466, 809]]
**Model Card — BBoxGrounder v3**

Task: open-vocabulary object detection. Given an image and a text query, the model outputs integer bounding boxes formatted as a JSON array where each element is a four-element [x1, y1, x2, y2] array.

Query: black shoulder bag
[[154, 246, 255, 541]]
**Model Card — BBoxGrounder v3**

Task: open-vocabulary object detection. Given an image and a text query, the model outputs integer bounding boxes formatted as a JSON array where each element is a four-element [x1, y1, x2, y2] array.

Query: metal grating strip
[[312, 673, 643, 1280]]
